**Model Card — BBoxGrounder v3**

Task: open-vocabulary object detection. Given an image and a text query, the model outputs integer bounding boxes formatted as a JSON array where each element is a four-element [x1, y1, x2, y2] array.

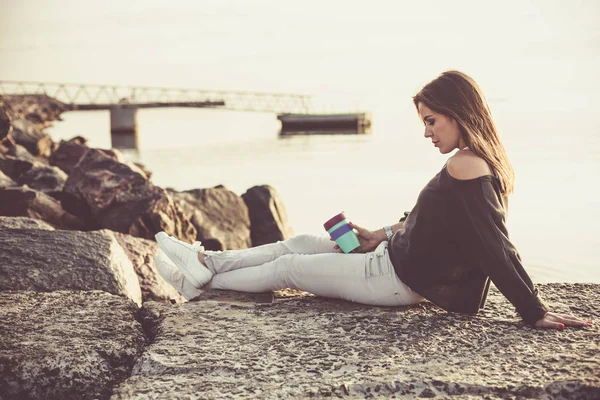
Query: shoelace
[[191, 241, 205, 252]]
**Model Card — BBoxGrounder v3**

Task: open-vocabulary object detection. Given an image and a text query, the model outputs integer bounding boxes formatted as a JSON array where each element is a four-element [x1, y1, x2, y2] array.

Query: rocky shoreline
[[1, 95, 293, 249], [1, 96, 599, 399]]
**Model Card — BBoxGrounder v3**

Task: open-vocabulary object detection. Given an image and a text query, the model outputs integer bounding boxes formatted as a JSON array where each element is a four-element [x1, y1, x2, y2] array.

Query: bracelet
[[384, 225, 393, 241]]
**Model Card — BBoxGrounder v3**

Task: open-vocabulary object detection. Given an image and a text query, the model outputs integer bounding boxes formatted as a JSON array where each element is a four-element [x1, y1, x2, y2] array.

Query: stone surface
[[0, 152, 36, 180], [17, 165, 68, 193], [112, 283, 600, 399], [0, 216, 55, 230], [62, 149, 195, 241], [0, 290, 146, 400], [0, 94, 67, 127], [0, 186, 84, 230], [1, 141, 43, 164], [1, 94, 66, 159], [132, 161, 152, 179], [0, 135, 14, 155], [0, 170, 15, 188], [49, 137, 91, 174], [113, 232, 185, 303], [242, 184, 294, 247], [169, 185, 251, 251], [0, 228, 142, 306], [10, 118, 55, 158], [49, 137, 150, 180], [0, 104, 11, 140], [68, 135, 89, 146]]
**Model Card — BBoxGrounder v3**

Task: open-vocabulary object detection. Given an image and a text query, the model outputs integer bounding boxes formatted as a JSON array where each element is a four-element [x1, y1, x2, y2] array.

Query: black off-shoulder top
[[388, 163, 549, 325]]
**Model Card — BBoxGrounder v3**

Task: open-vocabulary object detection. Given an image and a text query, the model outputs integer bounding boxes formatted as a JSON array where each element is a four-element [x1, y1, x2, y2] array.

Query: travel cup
[[323, 212, 360, 253]]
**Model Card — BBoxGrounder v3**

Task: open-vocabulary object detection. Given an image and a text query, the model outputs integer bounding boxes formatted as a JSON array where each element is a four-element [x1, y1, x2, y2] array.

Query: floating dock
[[277, 113, 371, 135]]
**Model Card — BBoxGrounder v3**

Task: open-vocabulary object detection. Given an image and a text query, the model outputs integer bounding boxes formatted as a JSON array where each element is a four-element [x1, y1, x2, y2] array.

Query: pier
[[0, 81, 371, 148], [278, 113, 371, 136]]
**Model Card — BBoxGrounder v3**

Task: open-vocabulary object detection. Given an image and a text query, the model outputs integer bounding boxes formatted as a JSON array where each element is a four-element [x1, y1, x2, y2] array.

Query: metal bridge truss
[[0, 81, 313, 114]]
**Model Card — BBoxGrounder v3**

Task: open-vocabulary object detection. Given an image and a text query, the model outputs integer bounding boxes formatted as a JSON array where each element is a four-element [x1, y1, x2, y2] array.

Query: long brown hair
[[413, 70, 514, 196]]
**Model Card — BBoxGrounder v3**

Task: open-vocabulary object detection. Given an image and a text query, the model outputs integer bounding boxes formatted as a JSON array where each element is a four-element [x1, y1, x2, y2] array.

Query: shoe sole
[[154, 253, 201, 301], [155, 232, 207, 288]]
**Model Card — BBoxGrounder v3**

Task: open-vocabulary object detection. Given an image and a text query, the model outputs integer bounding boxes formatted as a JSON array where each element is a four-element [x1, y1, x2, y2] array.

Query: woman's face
[[417, 102, 466, 154]]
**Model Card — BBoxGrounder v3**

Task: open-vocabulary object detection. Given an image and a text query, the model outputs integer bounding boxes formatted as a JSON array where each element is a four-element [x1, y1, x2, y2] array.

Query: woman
[[155, 70, 591, 329]]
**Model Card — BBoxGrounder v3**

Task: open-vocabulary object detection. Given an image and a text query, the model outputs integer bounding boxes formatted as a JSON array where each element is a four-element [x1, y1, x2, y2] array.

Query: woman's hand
[[534, 311, 592, 329], [332, 222, 382, 253]]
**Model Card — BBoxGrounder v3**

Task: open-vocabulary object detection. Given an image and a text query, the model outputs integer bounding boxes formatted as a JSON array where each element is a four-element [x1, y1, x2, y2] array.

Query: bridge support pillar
[[110, 107, 138, 149]]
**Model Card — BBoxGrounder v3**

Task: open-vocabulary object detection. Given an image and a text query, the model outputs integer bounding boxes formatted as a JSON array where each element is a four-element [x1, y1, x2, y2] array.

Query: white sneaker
[[155, 249, 203, 301], [155, 232, 213, 288]]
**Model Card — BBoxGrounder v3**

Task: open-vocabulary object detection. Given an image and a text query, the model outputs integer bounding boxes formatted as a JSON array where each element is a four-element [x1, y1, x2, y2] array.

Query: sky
[[1, 0, 599, 112]]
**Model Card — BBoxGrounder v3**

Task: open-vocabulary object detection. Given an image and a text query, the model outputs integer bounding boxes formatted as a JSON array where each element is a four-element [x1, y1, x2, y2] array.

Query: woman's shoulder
[[446, 150, 493, 181]]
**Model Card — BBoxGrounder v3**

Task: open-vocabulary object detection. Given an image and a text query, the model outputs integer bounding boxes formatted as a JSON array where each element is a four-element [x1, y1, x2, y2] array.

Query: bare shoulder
[[447, 151, 492, 180]]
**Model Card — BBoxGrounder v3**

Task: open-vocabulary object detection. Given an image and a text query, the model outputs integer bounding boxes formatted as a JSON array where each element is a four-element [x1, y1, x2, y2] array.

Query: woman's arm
[[332, 221, 406, 253], [448, 156, 590, 328]]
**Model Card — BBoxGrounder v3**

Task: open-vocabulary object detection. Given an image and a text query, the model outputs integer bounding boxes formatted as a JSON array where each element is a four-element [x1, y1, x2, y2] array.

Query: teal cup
[[323, 212, 360, 253]]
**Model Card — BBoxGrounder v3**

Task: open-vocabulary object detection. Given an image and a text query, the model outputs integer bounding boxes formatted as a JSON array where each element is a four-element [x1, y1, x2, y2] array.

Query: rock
[[49, 137, 90, 174], [101, 149, 150, 179], [0, 216, 55, 230], [242, 185, 294, 247], [10, 118, 55, 158], [0, 94, 67, 134], [133, 161, 152, 179], [62, 149, 196, 242], [418, 387, 436, 398], [169, 186, 251, 251], [113, 232, 185, 303], [0, 135, 14, 154], [0, 105, 11, 140], [0, 153, 36, 180], [49, 136, 131, 176], [0, 170, 15, 188], [0, 290, 146, 400], [17, 165, 68, 194], [0, 228, 142, 306], [112, 283, 600, 399], [0, 187, 84, 230], [2, 141, 42, 164], [68, 135, 88, 146]]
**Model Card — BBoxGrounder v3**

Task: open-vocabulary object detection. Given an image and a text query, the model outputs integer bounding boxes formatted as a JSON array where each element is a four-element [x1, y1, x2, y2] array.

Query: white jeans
[[204, 233, 424, 307]]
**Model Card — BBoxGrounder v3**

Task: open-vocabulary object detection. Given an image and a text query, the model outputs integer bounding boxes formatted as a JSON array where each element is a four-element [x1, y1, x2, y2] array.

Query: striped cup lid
[[323, 212, 347, 231]]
